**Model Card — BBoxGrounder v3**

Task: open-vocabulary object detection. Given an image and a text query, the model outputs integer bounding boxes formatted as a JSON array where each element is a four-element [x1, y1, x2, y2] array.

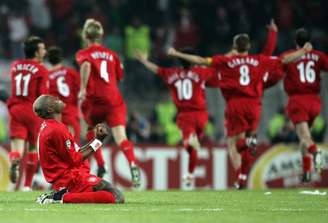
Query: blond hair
[[82, 18, 104, 42]]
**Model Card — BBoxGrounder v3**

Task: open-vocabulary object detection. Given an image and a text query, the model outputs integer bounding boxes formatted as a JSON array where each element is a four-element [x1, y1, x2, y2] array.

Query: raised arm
[[281, 42, 312, 64], [79, 124, 108, 160], [79, 61, 91, 101], [134, 50, 159, 73], [167, 47, 209, 65], [261, 19, 278, 56]]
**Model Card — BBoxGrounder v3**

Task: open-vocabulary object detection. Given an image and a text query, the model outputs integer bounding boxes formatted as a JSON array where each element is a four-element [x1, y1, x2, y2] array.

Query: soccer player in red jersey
[[48, 46, 81, 142], [34, 95, 124, 204], [168, 35, 312, 189], [76, 19, 140, 187], [7, 36, 48, 191], [280, 28, 328, 182], [135, 48, 216, 187]]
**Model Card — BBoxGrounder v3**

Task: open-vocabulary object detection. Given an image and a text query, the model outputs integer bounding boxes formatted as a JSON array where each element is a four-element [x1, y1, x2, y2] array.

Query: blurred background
[[0, 0, 328, 146]]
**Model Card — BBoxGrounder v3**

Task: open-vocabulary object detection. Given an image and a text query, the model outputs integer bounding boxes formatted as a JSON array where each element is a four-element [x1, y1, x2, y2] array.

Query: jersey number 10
[[174, 79, 193, 100]]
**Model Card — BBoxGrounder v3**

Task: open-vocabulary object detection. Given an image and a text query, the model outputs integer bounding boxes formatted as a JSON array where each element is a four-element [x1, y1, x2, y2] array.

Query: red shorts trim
[[176, 111, 208, 140], [286, 95, 321, 126], [225, 99, 261, 137]]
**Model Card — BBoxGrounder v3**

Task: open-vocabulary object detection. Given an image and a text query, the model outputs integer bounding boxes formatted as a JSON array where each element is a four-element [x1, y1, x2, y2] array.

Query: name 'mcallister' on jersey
[[7, 59, 48, 107], [207, 54, 282, 102], [48, 66, 80, 107], [281, 50, 328, 96], [156, 66, 216, 112], [76, 44, 124, 106]]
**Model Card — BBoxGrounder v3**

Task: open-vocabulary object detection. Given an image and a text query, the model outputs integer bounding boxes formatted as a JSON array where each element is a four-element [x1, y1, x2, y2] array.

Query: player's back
[[282, 50, 328, 96], [76, 44, 123, 106], [8, 59, 48, 107], [49, 66, 80, 108], [211, 54, 274, 102], [157, 66, 215, 112]]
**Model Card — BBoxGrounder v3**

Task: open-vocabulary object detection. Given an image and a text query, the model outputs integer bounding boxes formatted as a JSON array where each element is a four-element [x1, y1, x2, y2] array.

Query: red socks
[[63, 191, 116, 203], [119, 140, 136, 164], [24, 152, 38, 187], [302, 155, 312, 172], [186, 146, 197, 174], [236, 138, 248, 153], [87, 130, 105, 167]]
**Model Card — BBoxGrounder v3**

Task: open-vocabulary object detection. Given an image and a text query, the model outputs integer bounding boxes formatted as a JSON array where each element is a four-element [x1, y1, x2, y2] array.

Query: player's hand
[[167, 47, 178, 56], [134, 50, 148, 62], [95, 123, 108, 141], [303, 42, 313, 52], [267, 19, 278, 32]]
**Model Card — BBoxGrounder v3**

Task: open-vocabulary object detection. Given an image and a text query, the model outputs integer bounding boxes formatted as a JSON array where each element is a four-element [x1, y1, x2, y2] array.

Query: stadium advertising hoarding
[[0, 144, 327, 191]]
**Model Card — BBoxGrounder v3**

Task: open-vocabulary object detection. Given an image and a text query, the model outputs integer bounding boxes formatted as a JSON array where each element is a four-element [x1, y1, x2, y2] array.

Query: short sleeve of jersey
[[261, 55, 284, 89], [76, 50, 89, 65], [156, 67, 175, 82], [193, 67, 216, 81], [318, 52, 328, 71], [114, 53, 124, 81], [210, 55, 226, 68], [37, 65, 49, 95]]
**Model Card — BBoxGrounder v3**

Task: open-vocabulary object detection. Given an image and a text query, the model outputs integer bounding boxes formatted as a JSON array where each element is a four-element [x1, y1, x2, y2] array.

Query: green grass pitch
[[0, 189, 327, 223]]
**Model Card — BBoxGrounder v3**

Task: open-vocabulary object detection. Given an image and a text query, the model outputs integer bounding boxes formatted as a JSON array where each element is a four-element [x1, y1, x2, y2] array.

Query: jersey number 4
[[100, 60, 110, 82], [174, 79, 193, 100], [15, 73, 31, 96], [297, 61, 316, 83]]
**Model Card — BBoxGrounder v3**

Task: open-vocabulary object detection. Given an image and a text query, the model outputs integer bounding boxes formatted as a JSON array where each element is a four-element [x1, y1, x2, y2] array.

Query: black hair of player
[[234, 34, 251, 53], [48, 46, 63, 65], [178, 47, 194, 69], [23, 36, 44, 59], [295, 28, 311, 48]]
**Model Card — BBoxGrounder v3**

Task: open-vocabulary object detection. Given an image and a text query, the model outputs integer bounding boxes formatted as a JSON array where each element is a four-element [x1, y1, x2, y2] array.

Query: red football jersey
[[76, 44, 124, 106], [37, 119, 87, 184], [281, 50, 328, 96], [48, 66, 80, 108], [7, 59, 48, 107], [208, 54, 282, 101], [157, 66, 216, 112]]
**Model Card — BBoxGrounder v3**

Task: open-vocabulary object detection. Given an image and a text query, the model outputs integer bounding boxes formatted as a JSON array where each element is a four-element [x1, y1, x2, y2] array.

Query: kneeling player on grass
[[135, 48, 216, 187], [34, 95, 124, 204]]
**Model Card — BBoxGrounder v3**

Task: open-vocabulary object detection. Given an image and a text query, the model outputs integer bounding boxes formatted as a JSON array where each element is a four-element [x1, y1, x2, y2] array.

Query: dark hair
[[233, 34, 251, 53], [295, 28, 311, 47], [178, 47, 194, 69], [48, 46, 63, 65], [23, 36, 43, 59]]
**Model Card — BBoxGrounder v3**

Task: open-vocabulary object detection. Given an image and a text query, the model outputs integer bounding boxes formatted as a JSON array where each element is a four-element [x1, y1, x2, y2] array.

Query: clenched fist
[[95, 123, 109, 141]]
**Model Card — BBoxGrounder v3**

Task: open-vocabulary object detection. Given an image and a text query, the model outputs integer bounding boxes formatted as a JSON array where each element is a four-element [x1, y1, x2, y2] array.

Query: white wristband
[[90, 139, 102, 151]]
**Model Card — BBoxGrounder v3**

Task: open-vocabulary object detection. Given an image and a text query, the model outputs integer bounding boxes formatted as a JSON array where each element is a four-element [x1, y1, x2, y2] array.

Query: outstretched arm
[[134, 51, 159, 73], [261, 19, 278, 56], [167, 47, 209, 65], [79, 61, 91, 101], [281, 42, 312, 64]]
